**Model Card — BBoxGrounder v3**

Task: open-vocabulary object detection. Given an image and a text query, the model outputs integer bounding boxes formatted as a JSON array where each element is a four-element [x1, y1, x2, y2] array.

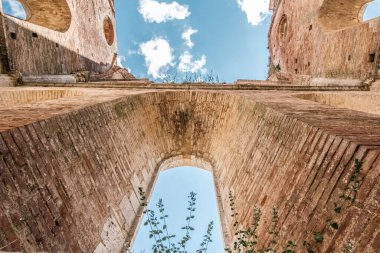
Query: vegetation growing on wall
[[161, 71, 223, 84], [126, 188, 214, 253], [128, 159, 364, 253]]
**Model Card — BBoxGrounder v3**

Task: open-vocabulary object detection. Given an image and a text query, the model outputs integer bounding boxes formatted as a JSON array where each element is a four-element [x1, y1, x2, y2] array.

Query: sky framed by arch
[[362, 0, 380, 21], [132, 166, 225, 252], [2, 0, 27, 19]]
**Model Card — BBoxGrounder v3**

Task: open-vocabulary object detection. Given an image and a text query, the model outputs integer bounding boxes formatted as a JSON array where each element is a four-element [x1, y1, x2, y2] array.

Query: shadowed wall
[[0, 0, 116, 75], [0, 88, 379, 252]]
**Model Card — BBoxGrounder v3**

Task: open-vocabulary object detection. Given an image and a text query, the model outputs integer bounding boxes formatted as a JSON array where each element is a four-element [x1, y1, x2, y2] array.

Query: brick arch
[[159, 155, 214, 172], [122, 155, 230, 249], [319, 0, 373, 31], [1, 90, 380, 252], [17, 0, 72, 32], [103, 16, 115, 46]]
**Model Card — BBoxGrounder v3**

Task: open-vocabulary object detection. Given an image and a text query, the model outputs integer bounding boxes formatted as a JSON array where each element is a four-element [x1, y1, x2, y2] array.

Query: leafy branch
[[132, 157, 364, 253], [226, 191, 293, 253], [132, 188, 214, 253], [196, 221, 214, 253], [178, 192, 197, 252], [161, 70, 223, 84]]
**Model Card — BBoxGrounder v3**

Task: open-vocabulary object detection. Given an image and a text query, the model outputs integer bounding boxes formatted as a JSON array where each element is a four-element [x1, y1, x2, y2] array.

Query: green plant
[[129, 188, 214, 253], [0, 230, 6, 245], [226, 191, 296, 253], [131, 158, 363, 253], [161, 70, 222, 84], [12, 216, 28, 231], [226, 190, 262, 253], [313, 232, 324, 244], [282, 241, 296, 253], [329, 221, 339, 230], [114, 102, 127, 117], [196, 221, 214, 253], [341, 240, 355, 253], [339, 159, 363, 203], [304, 159, 363, 252], [303, 241, 315, 253], [266, 207, 280, 251], [334, 202, 342, 214]]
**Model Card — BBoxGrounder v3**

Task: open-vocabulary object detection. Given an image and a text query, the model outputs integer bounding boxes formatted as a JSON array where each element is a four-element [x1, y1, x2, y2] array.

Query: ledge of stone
[[22, 75, 77, 84], [310, 78, 363, 86]]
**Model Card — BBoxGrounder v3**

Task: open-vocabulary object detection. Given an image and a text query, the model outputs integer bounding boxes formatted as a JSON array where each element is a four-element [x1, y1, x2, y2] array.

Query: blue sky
[[1, 0, 380, 252], [3, 0, 380, 82], [115, 0, 272, 82], [363, 0, 380, 21], [132, 167, 224, 252], [2, 0, 27, 19]]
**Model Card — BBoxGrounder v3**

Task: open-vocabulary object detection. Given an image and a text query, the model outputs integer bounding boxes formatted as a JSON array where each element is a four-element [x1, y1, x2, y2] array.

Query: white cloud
[[127, 49, 137, 55], [117, 55, 126, 67], [237, 0, 270, 26], [3, 0, 27, 19], [182, 28, 198, 48], [138, 0, 190, 23], [178, 51, 206, 73], [140, 38, 174, 78]]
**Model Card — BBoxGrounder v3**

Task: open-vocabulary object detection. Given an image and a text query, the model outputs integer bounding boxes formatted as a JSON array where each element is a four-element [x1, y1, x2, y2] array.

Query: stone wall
[[268, 0, 380, 83], [0, 88, 379, 252], [0, 0, 116, 75]]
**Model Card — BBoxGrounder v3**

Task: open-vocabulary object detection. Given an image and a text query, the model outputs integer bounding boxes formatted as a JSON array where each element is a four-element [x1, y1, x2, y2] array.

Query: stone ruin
[[0, 0, 379, 252]]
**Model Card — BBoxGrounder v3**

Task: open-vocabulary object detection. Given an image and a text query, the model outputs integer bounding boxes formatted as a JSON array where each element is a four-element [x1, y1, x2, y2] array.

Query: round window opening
[[278, 15, 288, 41], [103, 16, 114, 46]]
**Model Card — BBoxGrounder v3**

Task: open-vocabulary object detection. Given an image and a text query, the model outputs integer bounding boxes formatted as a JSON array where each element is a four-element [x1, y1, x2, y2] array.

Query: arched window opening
[[278, 15, 288, 42], [131, 166, 224, 252], [319, 0, 380, 31], [1, 0, 27, 20], [361, 0, 380, 21], [103, 16, 115, 46], [2, 0, 71, 32]]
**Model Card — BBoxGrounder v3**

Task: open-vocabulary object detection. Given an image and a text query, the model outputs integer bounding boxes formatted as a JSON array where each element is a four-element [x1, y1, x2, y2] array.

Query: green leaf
[[313, 232, 324, 244], [330, 222, 339, 230]]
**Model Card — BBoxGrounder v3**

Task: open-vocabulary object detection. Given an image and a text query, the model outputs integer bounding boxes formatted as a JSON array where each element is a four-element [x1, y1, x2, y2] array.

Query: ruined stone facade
[[268, 0, 380, 86], [0, 0, 379, 252], [0, 0, 117, 77]]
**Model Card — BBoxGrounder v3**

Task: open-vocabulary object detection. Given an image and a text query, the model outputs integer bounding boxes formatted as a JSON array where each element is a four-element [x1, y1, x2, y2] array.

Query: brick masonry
[[0, 0, 379, 252], [0, 88, 379, 252], [268, 0, 380, 84], [0, 0, 116, 75]]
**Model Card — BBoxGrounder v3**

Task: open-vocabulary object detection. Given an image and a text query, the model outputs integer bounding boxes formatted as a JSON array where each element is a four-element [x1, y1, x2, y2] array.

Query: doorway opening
[[131, 166, 224, 252]]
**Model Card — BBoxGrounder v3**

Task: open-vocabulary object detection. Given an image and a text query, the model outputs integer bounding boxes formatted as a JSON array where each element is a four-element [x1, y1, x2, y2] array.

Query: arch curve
[[361, 0, 380, 21], [319, 0, 372, 31], [277, 14, 288, 42], [16, 0, 72, 32], [103, 16, 115, 46], [159, 155, 214, 172], [156, 155, 230, 244]]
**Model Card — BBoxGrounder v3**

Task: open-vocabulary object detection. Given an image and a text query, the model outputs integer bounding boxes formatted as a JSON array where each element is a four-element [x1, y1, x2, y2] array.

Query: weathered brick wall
[[0, 89, 159, 252], [0, 0, 116, 75], [0, 88, 379, 252], [295, 92, 380, 115], [215, 92, 380, 252], [268, 0, 380, 83], [0, 14, 9, 74], [0, 89, 82, 107]]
